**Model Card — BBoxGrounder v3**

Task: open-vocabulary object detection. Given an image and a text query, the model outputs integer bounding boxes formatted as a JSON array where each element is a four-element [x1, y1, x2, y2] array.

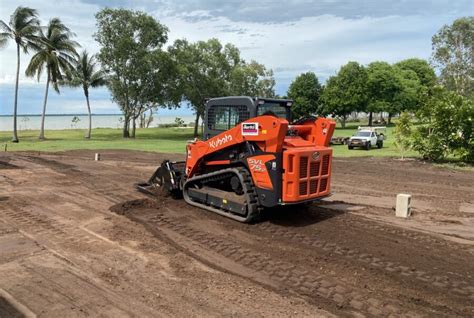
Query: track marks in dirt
[[253, 213, 474, 300], [119, 203, 428, 317]]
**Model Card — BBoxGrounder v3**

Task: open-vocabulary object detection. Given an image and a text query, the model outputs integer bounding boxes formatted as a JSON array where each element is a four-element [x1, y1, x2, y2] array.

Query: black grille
[[310, 162, 320, 177], [299, 157, 308, 178], [319, 178, 328, 192], [299, 182, 307, 195], [321, 155, 330, 175], [309, 180, 318, 194]]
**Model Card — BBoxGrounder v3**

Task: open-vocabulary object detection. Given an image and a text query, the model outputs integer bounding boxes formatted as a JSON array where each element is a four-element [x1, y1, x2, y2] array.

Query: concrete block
[[95, 153, 101, 161], [396, 194, 411, 218]]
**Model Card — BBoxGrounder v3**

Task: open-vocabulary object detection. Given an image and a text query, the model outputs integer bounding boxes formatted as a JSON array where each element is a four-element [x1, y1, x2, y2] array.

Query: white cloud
[[0, 0, 100, 85], [0, 0, 466, 115], [155, 11, 440, 82]]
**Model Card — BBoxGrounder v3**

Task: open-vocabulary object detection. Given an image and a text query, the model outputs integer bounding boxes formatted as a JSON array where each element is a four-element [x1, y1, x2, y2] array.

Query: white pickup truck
[[348, 127, 386, 150]]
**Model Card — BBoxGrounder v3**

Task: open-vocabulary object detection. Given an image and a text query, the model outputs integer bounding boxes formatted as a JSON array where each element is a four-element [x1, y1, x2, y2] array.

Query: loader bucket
[[136, 160, 185, 197]]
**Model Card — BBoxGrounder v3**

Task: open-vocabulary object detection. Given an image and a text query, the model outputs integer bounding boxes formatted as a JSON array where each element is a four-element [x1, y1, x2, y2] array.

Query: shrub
[[394, 112, 413, 159], [412, 87, 473, 162]]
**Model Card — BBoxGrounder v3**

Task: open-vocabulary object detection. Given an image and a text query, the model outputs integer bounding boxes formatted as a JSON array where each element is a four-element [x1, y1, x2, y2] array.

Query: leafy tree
[[391, 68, 423, 121], [395, 58, 436, 90], [0, 6, 40, 143], [26, 18, 79, 140], [287, 72, 323, 119], [393, 59, 435, 117], [174, 117, 185, 127], [169, 39, 231, 136], [169, 38, 275, 136], [230, 60, 275, 97], [412, 87, 473, 162], [71, 115, 80, 128], [63, 50, 106, 138], [393, 112, 413, 159], [431, 17, 474, 97], [95, 8, 176, 138], [366, 62, 402, 125], [321, 62, 368, 128]]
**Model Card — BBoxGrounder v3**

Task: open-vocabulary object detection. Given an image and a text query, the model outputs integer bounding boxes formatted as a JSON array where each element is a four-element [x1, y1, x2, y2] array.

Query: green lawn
[[0, 123, 413, 158], [331, 123, 417, 157], [0, 127, 196, 153]]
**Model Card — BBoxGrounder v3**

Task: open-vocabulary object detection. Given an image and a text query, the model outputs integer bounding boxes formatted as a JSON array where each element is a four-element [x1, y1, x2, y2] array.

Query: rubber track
[[184, 167, 261, 222]]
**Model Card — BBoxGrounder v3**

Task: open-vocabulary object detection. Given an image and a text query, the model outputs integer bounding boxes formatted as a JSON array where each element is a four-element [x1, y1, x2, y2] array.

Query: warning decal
[[241, 122, 259, 136]]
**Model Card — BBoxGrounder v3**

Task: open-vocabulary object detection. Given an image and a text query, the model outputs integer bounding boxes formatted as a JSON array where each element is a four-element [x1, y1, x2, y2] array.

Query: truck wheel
[[365, 143, 371, 150], [377, 141, 383, 149], [348, 145, 353, 150]]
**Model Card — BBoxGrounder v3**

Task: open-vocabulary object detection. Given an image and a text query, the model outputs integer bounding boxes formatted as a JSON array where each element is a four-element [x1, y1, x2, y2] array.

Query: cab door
[[370, 132, 377, 146]]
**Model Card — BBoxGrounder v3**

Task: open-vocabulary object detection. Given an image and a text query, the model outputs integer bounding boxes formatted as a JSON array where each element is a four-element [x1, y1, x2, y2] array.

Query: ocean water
[[0, 114, 197, 131]]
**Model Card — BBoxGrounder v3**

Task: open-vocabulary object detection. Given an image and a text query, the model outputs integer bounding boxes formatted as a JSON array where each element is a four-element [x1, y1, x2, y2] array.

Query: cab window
[[208, 105, 250, 131], [257, 102, 288, 119]]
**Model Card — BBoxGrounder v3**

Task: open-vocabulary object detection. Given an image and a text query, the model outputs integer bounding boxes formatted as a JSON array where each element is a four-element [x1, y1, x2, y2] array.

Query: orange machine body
[[186, 115, 335, 205]]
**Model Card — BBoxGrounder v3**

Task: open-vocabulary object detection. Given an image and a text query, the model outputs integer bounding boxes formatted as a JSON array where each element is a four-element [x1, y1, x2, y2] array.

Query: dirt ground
[[0, 150, 473, 317]]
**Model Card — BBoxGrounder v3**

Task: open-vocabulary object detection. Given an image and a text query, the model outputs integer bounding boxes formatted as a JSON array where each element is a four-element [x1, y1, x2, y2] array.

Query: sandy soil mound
[[110, 198, 161, 215]]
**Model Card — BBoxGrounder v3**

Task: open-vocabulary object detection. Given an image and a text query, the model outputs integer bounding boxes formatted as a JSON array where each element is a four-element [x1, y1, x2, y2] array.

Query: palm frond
[[90, 70, 107, 88], [25, 51, 45, 79], [0, 20, 12, 33], [0, 32, 10, 49]]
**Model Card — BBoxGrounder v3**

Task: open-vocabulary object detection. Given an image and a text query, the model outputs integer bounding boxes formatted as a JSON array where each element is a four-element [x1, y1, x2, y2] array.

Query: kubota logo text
[[209, 134, 232, 149]]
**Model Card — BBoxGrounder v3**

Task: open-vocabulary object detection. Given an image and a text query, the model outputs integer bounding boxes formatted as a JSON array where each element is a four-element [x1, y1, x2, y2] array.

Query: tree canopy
[[95, 8, 175, 138], [431, 16, 474, 97], [287, 72, 323, 119], [366, 61, 403, 125], [320, 62, 368, 128], [169, 38, 275, 136]]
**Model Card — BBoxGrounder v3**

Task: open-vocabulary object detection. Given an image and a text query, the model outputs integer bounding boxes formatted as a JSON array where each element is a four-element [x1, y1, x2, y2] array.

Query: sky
[[0, 0, 472, 115]]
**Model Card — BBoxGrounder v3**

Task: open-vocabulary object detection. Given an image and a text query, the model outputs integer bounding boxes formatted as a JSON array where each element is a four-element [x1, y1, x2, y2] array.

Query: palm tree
[[0, 7, 40, 143], [65, 50, 106, 138], [25, 18, 79, 140]]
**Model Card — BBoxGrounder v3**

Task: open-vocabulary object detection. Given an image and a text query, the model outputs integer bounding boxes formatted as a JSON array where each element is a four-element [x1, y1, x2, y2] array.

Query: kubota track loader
[[137, 96, 336, 222]]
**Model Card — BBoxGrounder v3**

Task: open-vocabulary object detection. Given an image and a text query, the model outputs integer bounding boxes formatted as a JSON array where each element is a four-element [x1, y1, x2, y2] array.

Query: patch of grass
[[0, 121, 415, 158], [331, 123, 418, 158], [0, 127, 196, 153]]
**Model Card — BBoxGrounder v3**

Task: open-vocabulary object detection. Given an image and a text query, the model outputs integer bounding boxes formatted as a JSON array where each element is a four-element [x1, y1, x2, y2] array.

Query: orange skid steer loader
[[137, 96, 336, 222]]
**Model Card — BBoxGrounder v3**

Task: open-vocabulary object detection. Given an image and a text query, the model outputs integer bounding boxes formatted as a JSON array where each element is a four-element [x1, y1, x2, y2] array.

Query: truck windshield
[[355, 131, 371, 137], [257, 102, 288, 119]]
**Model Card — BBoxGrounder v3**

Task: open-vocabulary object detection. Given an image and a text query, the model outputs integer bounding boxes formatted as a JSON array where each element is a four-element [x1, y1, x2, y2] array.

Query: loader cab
[[203, 96, 293, 140]]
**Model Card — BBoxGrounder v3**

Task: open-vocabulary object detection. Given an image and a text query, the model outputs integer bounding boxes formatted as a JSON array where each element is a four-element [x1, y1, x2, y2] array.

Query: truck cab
[[348, 127, 385, 150]]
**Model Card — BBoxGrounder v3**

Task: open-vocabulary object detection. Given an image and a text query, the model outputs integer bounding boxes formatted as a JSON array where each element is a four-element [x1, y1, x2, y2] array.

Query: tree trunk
[[12, 44, 20, 143], [122, 114, 130, 138], [340, 115, 347, 129], [146, 109, 153, 128], [39, 72, 50, 140], [193, 112, 200, 137], [131, 118, 136, 138], [368, 112, 373, 126], [388, 113, 393, 125], [85, 89, 92, 139]]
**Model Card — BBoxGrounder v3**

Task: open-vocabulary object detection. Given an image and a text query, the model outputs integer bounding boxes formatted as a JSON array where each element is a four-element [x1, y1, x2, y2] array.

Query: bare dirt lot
[[1, 150, 473, 317]]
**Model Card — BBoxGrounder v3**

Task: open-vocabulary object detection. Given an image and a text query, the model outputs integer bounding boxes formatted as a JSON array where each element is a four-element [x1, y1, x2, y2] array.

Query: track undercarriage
[[184, 167, 261, 222], [137, 163, 261, 223]]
